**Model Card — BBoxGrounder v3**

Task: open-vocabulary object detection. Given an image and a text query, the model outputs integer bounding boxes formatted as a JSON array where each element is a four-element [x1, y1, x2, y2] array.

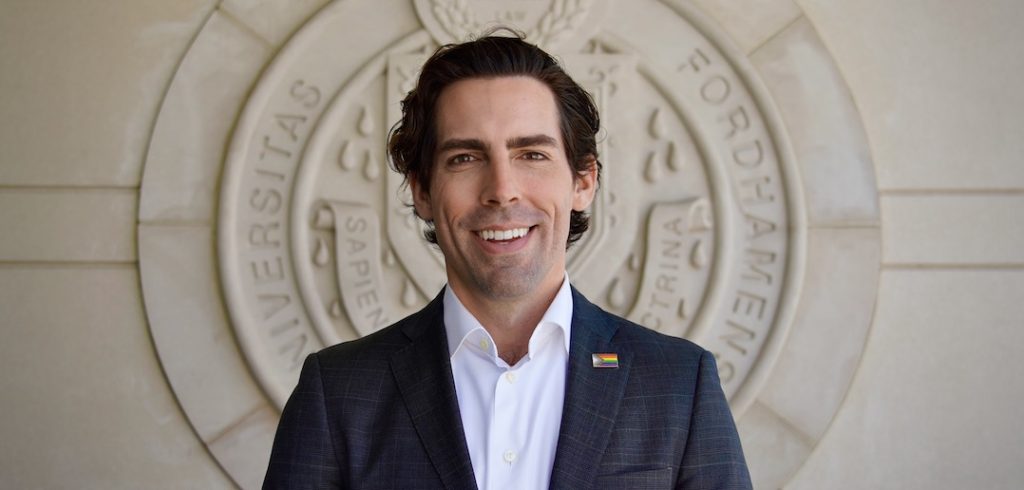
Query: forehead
[[433, 76, 562, 140]]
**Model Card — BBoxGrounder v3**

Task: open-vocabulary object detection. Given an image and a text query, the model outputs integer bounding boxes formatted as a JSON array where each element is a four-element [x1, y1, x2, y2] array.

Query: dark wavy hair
[[387, 30, 602, 247]]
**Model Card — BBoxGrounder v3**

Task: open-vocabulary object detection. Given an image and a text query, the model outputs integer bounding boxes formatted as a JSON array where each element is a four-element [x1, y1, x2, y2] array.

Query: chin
[[470, 267, 541, 300]]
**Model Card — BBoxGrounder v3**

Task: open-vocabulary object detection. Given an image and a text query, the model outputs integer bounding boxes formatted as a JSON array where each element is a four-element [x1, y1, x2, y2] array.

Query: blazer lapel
[[549, 288, 633, 489], [390, 292, 478, 490]]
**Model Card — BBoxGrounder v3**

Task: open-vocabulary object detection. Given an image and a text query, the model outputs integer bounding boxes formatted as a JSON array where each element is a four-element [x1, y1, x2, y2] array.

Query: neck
[[450, 274, 564, 365]]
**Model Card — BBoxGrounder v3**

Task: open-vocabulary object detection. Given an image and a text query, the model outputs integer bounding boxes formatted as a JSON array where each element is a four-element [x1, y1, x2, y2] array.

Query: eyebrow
[[437, 138, 488, 154], [507, 134, 559, 149], [436, 134, 559, 154]]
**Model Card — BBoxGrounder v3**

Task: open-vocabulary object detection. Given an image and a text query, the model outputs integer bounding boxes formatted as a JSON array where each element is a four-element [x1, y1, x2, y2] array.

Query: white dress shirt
[[444, 275, 572, 490]]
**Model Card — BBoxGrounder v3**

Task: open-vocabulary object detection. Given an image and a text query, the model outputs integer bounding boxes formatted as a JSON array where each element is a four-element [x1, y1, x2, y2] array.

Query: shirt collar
[[444, 273, 573, 361]]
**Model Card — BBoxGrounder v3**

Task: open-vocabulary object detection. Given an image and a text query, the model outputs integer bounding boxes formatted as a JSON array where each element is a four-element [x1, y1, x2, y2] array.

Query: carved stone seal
[[140, 0, 885, 487], [218, 0, 802, 411]]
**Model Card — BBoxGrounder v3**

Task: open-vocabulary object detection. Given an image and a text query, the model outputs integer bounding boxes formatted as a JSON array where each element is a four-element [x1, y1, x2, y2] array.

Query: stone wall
[[0, 1, 1021, 488]]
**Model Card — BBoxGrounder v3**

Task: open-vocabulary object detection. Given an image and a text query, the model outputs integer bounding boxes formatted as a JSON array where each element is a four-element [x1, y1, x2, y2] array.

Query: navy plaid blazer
[[263, 287, 751, 489]]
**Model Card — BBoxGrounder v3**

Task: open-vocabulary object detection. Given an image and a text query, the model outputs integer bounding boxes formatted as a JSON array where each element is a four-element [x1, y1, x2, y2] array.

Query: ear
[[572, 156, 598, 211], [409, 177, 434, 221]]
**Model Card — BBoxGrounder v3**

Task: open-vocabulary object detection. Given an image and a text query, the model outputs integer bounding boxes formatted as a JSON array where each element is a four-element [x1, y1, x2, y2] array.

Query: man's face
[[412, 76, 597, 303]]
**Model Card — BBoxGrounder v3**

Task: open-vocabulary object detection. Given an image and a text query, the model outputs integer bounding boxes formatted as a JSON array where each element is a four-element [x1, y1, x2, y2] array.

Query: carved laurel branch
[[528, 0, 592, 48], [430, 0, 592, 48], [431, 0, 480, 42]]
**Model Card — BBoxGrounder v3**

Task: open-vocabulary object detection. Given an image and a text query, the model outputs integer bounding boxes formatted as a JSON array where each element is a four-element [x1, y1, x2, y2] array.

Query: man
[[264, 32, 752, 489]]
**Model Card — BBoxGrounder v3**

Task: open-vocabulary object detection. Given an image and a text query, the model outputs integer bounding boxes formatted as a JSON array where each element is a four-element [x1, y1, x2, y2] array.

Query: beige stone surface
[[682, 0, 802, 54], [0, 267, 232, 488], [756, 227, 879, 443], [140, 11, 274, 223], [882, 194, 1024, 266], [208, 406, 279, 490], [221, 0, 329, 47], [738, 401, 813, 490], [797, 0, 1024, 190], [0, 189, 136, 262], [139, 224, 268, 440], [751, 17, 878, 227], [788, 270, 1024, 489], [779, 2, 1024, 488], [0, 0, 216, 186]]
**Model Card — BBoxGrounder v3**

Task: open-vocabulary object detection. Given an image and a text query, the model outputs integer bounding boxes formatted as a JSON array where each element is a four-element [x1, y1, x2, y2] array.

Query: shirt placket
[[488, 363, 521, 490]]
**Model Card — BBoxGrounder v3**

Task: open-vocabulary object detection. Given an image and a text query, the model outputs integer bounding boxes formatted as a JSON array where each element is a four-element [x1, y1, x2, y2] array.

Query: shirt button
[[478, 338, 489, 350], [503, 450, 517, 464], [505, 371, 517, 383]]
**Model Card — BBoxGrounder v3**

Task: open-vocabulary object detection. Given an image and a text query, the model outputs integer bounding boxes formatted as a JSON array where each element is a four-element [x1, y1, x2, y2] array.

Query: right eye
[[449, 153, 477, 165]]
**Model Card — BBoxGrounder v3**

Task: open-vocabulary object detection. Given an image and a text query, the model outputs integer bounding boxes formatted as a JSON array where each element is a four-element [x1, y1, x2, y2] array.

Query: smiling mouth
[[476, 227, 531, 241]]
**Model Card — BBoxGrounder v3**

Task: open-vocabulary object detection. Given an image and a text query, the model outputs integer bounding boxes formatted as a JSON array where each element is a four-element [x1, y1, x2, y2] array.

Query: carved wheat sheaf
[[430, 0, 592, 47]]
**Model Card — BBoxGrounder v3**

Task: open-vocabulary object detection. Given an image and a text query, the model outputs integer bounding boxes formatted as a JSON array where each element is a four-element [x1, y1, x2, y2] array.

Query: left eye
[[521, 151, 547, 160]]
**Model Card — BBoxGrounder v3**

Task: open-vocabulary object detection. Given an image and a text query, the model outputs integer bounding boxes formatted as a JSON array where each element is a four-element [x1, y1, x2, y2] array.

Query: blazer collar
[[549, 287, 633, 489], [390, 290, 478, 490]]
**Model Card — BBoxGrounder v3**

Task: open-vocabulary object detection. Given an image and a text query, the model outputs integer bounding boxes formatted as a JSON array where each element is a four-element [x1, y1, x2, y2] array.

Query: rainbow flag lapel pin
[[592, 353, 619, 369]]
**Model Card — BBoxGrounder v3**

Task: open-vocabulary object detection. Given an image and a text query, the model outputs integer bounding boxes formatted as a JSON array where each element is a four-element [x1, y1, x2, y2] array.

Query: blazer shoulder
[[574, 287, 706, 360], [611, 316, 707, 363], [315, 290, 444, 367]]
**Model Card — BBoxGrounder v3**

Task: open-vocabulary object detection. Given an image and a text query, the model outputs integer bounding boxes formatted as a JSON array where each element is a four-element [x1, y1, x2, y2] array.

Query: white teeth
[[478, 227, 529, 241]]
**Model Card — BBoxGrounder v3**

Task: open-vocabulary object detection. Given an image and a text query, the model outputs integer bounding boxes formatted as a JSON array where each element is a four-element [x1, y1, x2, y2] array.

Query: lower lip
[[476, 228, 533, 254]]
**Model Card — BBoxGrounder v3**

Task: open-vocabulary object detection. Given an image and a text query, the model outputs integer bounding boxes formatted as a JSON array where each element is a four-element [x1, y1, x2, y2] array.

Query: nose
[[481, 155, 520, 207]]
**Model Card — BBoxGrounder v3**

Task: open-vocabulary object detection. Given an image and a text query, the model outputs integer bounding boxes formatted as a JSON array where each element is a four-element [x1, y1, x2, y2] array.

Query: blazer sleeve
[[263, 353, 343, 489], [676, 350, 753, 490]]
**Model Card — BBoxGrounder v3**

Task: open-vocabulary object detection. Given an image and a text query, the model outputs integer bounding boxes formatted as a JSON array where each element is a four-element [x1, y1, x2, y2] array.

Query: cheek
[[430, 185, 471, 226], [554, 193, 577, 227]]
